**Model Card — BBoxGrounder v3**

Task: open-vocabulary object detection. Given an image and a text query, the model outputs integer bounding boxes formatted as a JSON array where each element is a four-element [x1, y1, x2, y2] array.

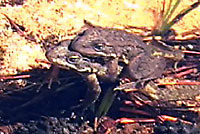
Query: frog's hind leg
[[128, 54, 167, 82]]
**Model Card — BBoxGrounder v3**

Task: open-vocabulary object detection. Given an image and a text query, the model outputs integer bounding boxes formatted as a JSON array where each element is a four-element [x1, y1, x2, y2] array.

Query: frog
[[68, 23, 184, 82], [46, 24, 184, 109], [46, 40, 124, 109], [69, 21, 184, 62], [69, 23, 149, 64], [45, 40, 168, 110]]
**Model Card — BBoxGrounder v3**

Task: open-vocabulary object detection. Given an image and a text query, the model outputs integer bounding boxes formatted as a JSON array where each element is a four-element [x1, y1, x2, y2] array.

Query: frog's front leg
[[103, 58, 121, 81], [77, 73, 101, 109]]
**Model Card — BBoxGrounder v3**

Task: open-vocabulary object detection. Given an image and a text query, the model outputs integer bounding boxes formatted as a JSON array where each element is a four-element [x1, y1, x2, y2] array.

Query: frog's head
[[46, 40, 95, 73], [69, 28, 117, 58]]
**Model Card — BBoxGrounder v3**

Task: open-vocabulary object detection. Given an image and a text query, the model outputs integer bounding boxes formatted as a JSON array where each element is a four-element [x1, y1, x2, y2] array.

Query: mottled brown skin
[[69, 26, 183, 81], [46, 40, 98, 73], [46, 40, 121, 109], [46, 40, 122, 80], [46, 26, 184, 109], [69, 26, 148, 61]]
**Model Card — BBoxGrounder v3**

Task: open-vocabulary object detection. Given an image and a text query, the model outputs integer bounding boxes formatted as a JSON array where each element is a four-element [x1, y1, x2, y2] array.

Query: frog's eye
[[67, 55, 81, 64], [93, 43, 105, 52]]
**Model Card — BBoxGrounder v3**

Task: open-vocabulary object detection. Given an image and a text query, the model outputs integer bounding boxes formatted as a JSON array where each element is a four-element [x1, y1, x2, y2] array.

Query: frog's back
[[92, 27, 150, 58], [94, 27, 147, 48], [70, 27, 149, 59]]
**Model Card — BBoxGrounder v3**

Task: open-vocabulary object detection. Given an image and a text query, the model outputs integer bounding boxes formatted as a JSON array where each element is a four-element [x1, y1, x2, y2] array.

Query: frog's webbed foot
[[114, 82, 136, 91], [37, 65, 61, 90], [71, 73, 101, 111], [114, 78, 151, 92]]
